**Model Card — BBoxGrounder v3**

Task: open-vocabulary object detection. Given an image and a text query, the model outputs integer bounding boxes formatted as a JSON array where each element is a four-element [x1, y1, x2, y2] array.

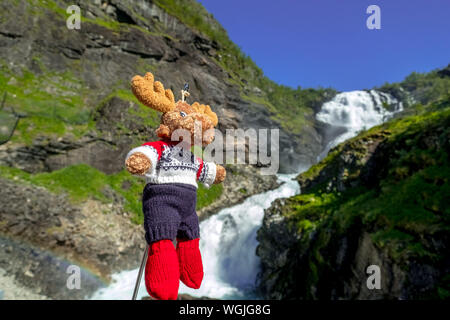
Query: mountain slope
[[256, 95, 450, 299], [378, 64, 450, 113]]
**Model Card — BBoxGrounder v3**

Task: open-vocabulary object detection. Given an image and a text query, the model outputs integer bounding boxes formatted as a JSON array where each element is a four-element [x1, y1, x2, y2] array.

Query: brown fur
[[125, 152, 151, 175], [127, 72, 225, 184], [214, 164, 226, 184], [131, 73, 175, 113]]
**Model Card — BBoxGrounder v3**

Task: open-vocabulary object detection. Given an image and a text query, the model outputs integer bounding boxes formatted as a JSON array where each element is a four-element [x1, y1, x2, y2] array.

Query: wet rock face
[[256, 112, 450, 300], [198, 165, 279, 220], [0, 178, 146, 299], [297, 131, 390, 194], [0, 237, 104, 300], [256, 198, 302, 299], [257, 216, 446, 300]]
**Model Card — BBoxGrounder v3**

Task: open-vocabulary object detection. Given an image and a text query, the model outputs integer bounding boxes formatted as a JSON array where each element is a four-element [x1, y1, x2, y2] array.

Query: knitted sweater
[[125, 140, 217, 188]]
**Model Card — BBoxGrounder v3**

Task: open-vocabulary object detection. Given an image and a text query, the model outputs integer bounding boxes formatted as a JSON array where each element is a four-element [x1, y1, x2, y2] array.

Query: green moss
[[106, 170, 146, 224], [0, 60, 93, 144], [0, 164, 146, 224], [95, 88, 161, 132], [32, 0, 67, 18], [299, 149, 340, 182], [0, 161, 224, 224], [279, 105, 450, 296], [14, 116, 66, 144], [239, 188, 247, 194], [196, 183, 223, 210], [154, 0, 234, 51]]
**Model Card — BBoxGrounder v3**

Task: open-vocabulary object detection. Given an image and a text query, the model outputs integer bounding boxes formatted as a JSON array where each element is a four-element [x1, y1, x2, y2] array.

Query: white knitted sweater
[[125, 140, 216, 188]]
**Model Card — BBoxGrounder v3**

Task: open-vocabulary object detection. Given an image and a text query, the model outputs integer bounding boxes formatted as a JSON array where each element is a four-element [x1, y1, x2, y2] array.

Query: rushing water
[[91, 174, 300, 300], [91, 90, 401, 300], [316, 90, 402, 160]]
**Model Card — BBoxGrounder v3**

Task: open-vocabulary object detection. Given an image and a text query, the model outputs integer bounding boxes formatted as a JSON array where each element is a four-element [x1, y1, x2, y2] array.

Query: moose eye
[[180, 111, 187, 117]]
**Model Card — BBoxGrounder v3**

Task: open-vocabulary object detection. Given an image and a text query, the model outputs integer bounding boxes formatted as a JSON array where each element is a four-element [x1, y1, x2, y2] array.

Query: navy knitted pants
[[142, 183, 200, 244]]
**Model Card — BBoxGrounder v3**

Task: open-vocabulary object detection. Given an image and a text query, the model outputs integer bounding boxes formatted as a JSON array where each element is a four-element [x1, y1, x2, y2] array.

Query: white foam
[[316, 90, 402, 160], [91, 174, 299, 300]]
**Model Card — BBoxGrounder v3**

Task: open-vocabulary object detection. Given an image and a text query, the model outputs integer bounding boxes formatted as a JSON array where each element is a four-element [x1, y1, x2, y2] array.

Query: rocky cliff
[[256, 97, 450, 299]]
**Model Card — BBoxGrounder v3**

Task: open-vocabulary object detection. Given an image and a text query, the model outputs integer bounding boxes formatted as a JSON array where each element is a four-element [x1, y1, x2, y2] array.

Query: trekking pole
[[132, 243, 149, 300]]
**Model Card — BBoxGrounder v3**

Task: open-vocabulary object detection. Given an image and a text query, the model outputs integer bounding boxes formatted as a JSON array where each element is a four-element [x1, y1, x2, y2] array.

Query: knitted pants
[[142, 183, 200, 244]]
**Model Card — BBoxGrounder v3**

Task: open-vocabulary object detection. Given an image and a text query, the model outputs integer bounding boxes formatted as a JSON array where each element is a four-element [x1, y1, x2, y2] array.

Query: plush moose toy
[[125, 72, 226, 300]]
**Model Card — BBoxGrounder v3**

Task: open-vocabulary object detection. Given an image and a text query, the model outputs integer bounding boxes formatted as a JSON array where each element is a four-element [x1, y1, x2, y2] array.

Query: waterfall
[[316, 90, 402, 160], [177, 174, 300, 299], [90, 90, 401, 300], [91, 174, 300, 300]]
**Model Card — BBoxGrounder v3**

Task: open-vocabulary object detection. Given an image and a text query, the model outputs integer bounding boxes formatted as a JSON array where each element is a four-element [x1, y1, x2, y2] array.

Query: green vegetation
[[0, 60, 93, 145], [30, 0, 169, 38], [0, 58, 159, 145], [379, 66, 450, 107], [0, 164, 144, 223], [0, 163, 222, 224], [283, 100, 450, 298], [96, 88, 161, 131], [196, 183, 223, 210]]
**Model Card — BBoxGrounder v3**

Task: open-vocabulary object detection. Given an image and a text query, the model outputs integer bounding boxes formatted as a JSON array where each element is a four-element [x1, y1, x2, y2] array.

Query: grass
[[0, 60, 93, 145], [0, 164, 145, 223], [0, 163, 224, 224], [196, 183, 223, 210], [0, 60, 160, 145]]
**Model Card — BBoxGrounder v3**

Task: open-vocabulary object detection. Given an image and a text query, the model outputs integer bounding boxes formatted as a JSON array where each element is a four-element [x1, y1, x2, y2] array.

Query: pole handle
[[132, 243, 149, 300]]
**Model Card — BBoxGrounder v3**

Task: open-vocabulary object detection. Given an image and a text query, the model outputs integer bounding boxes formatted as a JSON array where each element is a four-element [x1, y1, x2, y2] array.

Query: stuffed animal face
[[131, 72, 218, 147]]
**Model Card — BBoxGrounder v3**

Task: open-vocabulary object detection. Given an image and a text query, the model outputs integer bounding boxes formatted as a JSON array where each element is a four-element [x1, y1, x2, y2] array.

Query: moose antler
[[131, 72, 175, 113], [191, 102, 218, 127]]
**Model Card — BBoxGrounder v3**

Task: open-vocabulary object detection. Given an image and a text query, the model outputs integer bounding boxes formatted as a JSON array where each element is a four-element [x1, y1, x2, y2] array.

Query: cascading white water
[[90, 89, 401, 300], [316, 90, 402, 160], [177, 174, 300, 299], [91, 174, 300, 300]]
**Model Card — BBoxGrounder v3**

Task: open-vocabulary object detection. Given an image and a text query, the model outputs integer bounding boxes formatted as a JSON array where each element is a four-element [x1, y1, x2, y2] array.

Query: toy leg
[[144, 239, 179, 300], [176, 238, 204, 289]]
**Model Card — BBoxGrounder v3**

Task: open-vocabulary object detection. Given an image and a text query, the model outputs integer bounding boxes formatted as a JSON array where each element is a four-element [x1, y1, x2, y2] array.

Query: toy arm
[[197, 161, 226, 187], [213, 164, 226, 184], [125, 145, 159, 176]]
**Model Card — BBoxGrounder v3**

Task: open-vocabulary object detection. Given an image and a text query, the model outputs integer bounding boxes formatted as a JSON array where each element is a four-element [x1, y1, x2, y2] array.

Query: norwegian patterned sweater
[[125, 140, 217, 188]]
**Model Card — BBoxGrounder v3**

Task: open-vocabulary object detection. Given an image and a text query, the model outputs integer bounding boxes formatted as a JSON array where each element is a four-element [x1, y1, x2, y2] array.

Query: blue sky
[[198, 0, 450, 91]]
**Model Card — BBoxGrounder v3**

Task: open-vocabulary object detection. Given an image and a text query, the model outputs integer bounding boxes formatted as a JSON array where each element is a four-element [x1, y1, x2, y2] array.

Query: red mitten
[[144, 240, 179, 300], [176, 238, 204, 289]]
